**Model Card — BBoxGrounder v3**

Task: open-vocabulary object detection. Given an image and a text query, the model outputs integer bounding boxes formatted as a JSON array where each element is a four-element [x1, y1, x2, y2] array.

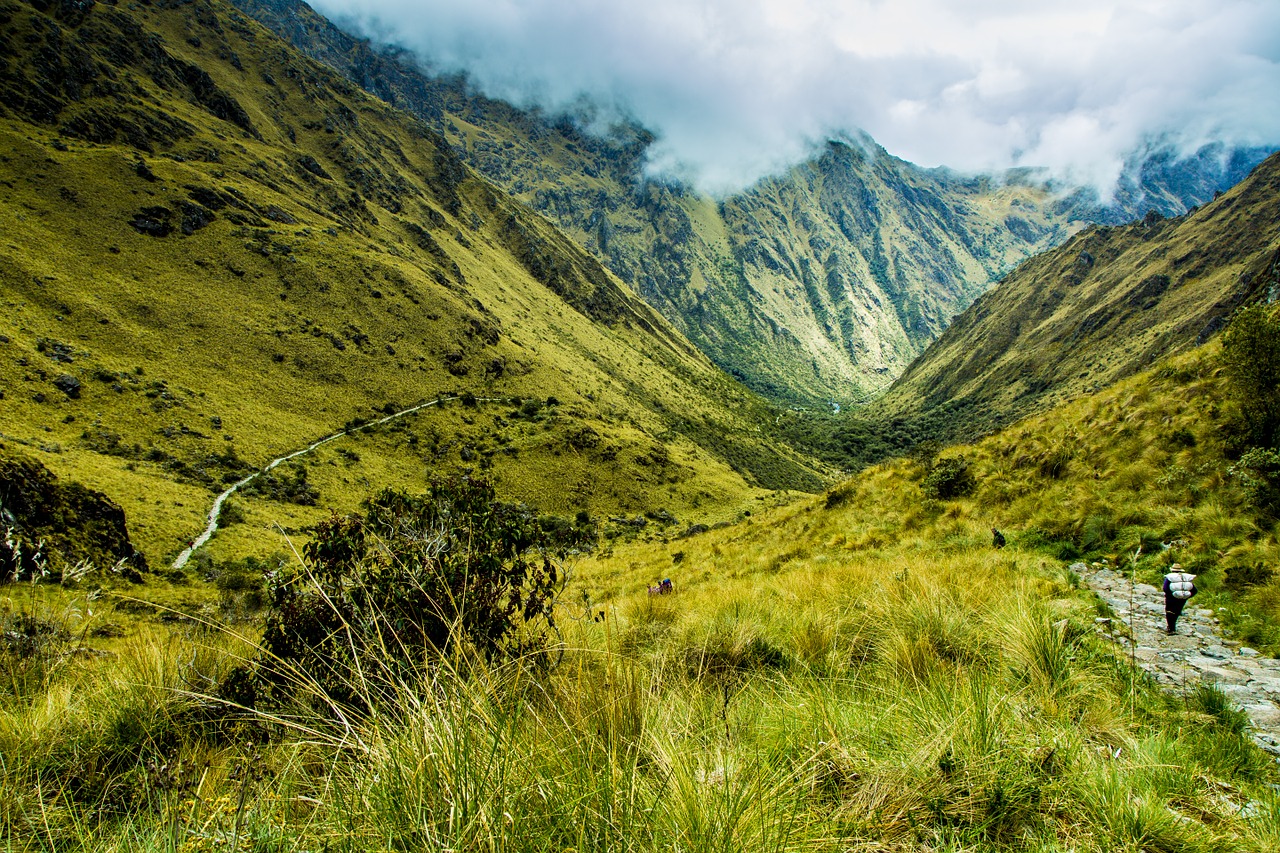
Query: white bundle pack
[[1165, 571, 1195, 599]]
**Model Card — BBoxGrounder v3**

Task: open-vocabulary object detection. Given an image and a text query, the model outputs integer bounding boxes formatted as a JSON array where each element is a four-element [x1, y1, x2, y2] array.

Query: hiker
[[992, 528, 1006, 549], [1162, 564, 1197, 634], [648, 578, 674, 596]]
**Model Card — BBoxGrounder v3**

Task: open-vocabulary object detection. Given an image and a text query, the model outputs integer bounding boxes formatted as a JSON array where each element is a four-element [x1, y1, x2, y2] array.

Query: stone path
[[1074, 562, 1280, 757], [170, 395, 507, 571]]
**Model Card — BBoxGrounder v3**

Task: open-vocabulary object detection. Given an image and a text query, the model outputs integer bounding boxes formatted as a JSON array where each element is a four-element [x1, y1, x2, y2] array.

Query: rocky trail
[[1075, 562, 1280, 758], [171, 395, 504, 571]]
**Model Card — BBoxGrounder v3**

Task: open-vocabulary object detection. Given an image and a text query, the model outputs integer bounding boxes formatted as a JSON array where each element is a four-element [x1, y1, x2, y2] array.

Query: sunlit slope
[[0, 0, 825, 567], [878, 152, 1280, 441], [589, 341, 1279, 658]]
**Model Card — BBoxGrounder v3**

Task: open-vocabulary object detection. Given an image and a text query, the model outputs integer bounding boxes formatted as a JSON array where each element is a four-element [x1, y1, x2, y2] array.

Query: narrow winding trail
[[171, 395, 502, 571], [1076, 562, 1280, 757]]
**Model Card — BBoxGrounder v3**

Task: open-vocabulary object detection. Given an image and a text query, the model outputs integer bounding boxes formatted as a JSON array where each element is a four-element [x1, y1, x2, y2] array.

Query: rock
[[1200, 666, 1250, 685], [263, 205, 297, 224], [179, 202, 215, 235], [0, 449, 149, 579], [1240, 647, 1261, 658], [1196, 609, 1214, 618], [130, 206, 173, 237], [1244, 705, 1280, 727], [297, 155, 332, 180], [52, 374, 80, 398], [1217, 684, 1255, 702], [678, 523, 709, 539], [1240, 800, 1267, 819]]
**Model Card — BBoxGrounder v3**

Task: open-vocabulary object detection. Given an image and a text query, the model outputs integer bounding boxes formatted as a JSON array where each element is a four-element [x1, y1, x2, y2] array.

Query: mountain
[[876, 152, 1280, 442], [0, 0, 826, 568], [1059, 142, 1276, 226], [229, 0, 1272, 407]]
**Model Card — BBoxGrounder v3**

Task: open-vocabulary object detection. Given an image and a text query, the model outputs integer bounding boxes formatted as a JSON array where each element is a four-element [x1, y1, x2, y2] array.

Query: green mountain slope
[[0, 0, 825, 568], [229, 0, 1271, 408], [877, 152, 1280, 441]]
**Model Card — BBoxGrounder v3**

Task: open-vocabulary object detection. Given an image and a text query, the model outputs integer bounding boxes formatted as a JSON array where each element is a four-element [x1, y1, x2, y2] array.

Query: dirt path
[[171, 395, 504, 571], [1075, 562, 1280, 757]]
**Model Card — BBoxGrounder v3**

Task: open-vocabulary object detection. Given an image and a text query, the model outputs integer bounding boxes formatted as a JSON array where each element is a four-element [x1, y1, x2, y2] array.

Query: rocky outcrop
[[0, 447, 148, 580]]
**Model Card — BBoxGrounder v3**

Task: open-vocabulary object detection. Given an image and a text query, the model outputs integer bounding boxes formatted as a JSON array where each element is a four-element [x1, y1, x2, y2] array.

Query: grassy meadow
[[5, 339, 1280, 852]]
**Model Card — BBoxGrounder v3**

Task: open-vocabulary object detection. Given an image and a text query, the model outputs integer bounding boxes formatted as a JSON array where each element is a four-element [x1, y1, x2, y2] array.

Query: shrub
[[923, 456, 976, 500], [1220, 304, 1280, 449], [234, 477, 564, 712], [1228, 446, 1280, 517]]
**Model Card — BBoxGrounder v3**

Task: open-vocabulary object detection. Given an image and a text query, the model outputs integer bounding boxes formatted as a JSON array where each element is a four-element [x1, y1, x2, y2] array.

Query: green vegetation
[[879, 152, 1280, 444], [0, 0, 826, 573], [1221, 304, 1280, 452], [2, 2, 1280, 850], [232, 477, 570, 713], [236, 0, 1120, 407], [6, 340, 1280, 850]]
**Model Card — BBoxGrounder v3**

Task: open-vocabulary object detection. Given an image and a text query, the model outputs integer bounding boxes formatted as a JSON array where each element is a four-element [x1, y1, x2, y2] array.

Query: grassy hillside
[[877, 152, 1280, 442], [0, 0, 826, 571], [5, 338, 1280, 851]]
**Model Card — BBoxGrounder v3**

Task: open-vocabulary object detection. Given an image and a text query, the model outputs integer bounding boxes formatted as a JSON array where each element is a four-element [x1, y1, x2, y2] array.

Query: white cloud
[[311, 0, 1280, 193]]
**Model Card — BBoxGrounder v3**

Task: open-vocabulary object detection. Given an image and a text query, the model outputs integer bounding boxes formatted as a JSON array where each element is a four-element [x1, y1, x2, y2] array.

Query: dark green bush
[[923, 456, 976, 500], [1229, 447, 1280, 517], [233, 477, 565, 713], [1220, 305, 1280, 450]]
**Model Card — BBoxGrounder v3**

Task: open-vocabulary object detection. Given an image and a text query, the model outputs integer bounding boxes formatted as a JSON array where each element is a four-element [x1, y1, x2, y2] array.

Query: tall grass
[[6, 346, 1280, 850]]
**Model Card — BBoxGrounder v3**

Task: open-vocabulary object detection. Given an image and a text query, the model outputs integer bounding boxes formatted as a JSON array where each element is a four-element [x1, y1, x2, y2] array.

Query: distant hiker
[[992, 528, 1006, 549], [648, 578, 674, 596], [1162, 564, 1197, 634]]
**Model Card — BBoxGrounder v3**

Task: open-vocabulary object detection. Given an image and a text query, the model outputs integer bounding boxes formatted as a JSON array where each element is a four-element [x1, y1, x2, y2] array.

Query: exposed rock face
[[0, 447, 148, 580], [130, 206, 174, 237], [52, 374, 81, 398]]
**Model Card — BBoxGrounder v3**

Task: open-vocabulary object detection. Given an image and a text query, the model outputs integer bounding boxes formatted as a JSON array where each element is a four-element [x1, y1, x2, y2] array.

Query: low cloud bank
[[313, 0, 1280, 195]]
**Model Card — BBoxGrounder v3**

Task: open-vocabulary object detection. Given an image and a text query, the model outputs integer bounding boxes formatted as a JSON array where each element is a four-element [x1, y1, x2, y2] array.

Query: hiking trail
[[1076, 562, 1280, 758], [171, 395, 503, 571]]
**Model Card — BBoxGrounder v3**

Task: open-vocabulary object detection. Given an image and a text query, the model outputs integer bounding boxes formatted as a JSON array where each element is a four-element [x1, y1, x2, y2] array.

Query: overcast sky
[[311, 0, 1280, 195]]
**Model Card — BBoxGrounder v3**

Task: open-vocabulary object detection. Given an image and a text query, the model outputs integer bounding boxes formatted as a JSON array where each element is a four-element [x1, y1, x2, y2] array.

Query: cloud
[[311, 0, 1280, 194]]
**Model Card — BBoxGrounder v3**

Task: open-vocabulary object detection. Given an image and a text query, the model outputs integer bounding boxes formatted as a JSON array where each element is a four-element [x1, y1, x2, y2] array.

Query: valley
[[233, 0, 1271, 407], [1, 0, 1279, 850]]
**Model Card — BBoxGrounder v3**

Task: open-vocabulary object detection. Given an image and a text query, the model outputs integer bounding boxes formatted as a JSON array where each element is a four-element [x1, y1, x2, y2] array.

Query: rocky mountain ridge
[[232, 0, 1273, 406]]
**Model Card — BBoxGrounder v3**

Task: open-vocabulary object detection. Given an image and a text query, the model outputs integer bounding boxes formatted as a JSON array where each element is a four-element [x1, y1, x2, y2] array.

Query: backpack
[[1165, 572, 1195, 599]]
